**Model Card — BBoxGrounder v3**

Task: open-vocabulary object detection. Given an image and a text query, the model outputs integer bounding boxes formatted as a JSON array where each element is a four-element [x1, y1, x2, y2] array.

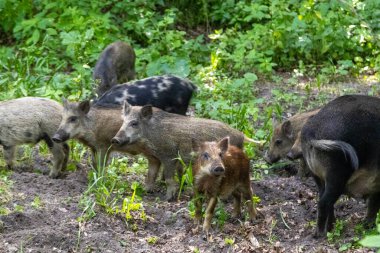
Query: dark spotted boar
[[93, 41, 136, 95], [265, 109, 319, 176], [0, 97, 69, 178], [301, 95, 380, 238], [94, 75, 197, 115], [52, 100, 160, 187], [111, 102, 261, 201], [192, 137, 257, 238]]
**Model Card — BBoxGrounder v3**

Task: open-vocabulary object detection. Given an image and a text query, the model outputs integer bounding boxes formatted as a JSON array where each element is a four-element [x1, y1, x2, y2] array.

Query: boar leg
[[365, 193, 380, 226], [194, 192, 203, 224], [242, 186, 257, 221], [162, 159, 180, 201], [145, 156, 161, 192], [203, 196, 218, 236], [3, 145, 15, 169], [232, 191, 242, 218], [50, 143, 67, 178], [62, 143, 70, 171], [315, 172, 348, 238]]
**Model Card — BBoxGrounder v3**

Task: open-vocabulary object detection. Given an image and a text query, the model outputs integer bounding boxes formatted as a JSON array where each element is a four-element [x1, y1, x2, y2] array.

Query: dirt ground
[[1, 79, 379, 253], [0, 159, 374, 253]]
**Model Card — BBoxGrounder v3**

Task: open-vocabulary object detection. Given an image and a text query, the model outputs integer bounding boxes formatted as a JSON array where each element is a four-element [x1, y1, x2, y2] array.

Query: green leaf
[[359, 235, 380, 248], [46, 28, 57, 35], [27, 29, 40, 45]]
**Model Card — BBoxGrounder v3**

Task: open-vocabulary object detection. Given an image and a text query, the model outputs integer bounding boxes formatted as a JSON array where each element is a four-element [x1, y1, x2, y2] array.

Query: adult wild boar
[[111, 102, 261, 201], [0, 97, 69, 178], [52, 100, 160, 184], [192, 137, 257, 238], [93, 41, 136, 95], [301, 95, 380, 238], [265, 109, 319, 176], [94, 75, 197, 115]]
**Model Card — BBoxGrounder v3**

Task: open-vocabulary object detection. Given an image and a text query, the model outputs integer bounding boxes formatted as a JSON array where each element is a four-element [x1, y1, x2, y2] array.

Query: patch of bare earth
[[0, 161, 373, 253]]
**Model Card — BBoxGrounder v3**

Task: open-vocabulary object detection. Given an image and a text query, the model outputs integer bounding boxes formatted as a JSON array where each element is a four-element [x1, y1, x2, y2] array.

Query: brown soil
[[0, 156, 374, 253]]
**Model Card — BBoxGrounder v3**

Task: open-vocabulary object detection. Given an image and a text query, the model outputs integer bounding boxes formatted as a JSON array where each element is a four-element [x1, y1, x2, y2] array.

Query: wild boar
[[111, 102, 261, 201], [94, 75, 197, 115], [52, 99, 160, 189], [0, 97, 69, 178], [192, 137, 257, 237], [93, 41, 136, 96], [301, 95, 380, 238], [265, 109, 319, 176]]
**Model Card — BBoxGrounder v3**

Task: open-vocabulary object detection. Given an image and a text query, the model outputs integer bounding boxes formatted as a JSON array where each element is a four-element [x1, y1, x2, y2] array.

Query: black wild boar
[[192, 137, 257, 237], [93, 41, 136, 96], [265, 109, 319, 176], [111, 102, 261, 201], [94, 75, 197, 115], [52, 99, 160, 189], [301, 95, 380, 238], [0, 97, 69, 178]]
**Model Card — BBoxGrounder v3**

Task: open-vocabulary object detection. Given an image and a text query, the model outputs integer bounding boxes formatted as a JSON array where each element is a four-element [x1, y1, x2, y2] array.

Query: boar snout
[[211, 166, 225, 176], [264, 151, 278, 164], [286, 151, 296, 160], [111, 136, 130, 146], [52, 131, 69, 143]]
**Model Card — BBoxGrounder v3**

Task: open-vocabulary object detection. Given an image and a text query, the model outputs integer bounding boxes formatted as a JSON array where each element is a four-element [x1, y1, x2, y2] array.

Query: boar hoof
[[165, 187, 177, 202], [145, 184, 155, 193], [313, 229, 326, 239], [165, 194, 176, 202], [49, 171, 60, 179]]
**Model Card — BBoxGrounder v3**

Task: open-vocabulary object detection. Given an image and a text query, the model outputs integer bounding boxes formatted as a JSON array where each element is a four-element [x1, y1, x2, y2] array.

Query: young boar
[[93, 41, 136, 96], [192, 137, 257, 237], [52, 100, 160, 185], [301, 95, 380, 238], [0, 97, 69, 178], [265, 109, 319, 176], [94, 75, 197, 115], [111, 102, 261, 201]]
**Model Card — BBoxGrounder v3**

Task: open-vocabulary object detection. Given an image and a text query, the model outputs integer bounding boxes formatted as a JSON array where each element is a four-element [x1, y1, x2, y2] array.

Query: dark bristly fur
[[93, 41, 136, 96], [301, 95, 380, 238]]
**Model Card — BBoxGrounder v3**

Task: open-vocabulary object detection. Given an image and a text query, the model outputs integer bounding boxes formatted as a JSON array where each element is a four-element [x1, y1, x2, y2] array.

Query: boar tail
[[244, 136, 264, 146], [310, 140, 359, 170]]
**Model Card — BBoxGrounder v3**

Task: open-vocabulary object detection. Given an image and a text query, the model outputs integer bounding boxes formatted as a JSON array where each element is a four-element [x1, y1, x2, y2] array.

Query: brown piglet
[[192, 136, 257, 238]]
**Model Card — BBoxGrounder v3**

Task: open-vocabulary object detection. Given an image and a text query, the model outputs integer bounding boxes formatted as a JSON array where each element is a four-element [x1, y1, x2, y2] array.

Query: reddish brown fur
[[192, 137, 257, 237]]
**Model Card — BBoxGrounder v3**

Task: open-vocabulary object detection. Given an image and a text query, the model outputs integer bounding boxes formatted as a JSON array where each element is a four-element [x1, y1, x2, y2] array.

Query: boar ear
[[140, 105, 153, 120], [282, 120, 293, 139], [218, 137, 230, 154], [123, 101, 132, 116], [78, 100, 91, 114]]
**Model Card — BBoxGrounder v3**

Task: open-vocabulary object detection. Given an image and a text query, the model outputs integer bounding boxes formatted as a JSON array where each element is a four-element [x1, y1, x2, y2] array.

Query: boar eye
[[219, 152, 223, 158], [129, 121, 139, 128], [201, 152, 210, 160], [275, 139, 283, 145], [68, 116, 78, 123]]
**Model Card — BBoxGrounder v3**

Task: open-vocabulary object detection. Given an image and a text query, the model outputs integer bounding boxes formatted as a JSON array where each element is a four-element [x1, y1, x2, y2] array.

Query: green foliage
[[31, 196, 42, 209], [327, 219, 346, 243], [78, 152, 146, 227], [360, 214, 380, 252], [176, 154, 193, 200]]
